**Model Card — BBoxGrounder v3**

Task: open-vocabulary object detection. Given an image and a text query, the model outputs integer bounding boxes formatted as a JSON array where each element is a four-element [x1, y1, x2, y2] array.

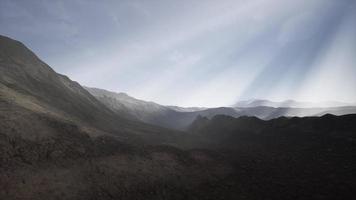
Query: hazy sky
[[1, 0, 355, 107]]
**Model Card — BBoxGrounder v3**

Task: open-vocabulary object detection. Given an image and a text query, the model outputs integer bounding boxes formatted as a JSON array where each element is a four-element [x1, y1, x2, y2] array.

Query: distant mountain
[[86, 87, 356, 130], [233, 106, 356, 119], [234, 99, 353, 108], [166, 106, 207, 112], [85, 87, 243, 130]]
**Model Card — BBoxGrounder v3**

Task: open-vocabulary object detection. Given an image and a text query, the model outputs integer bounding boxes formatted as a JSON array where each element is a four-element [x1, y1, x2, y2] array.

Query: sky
[[0, 0, 355, 107]]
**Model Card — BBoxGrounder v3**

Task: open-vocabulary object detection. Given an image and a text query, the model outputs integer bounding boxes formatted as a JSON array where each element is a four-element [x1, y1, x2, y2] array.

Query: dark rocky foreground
[[1, 112, 355, 200], [0, 112, 233, 200]]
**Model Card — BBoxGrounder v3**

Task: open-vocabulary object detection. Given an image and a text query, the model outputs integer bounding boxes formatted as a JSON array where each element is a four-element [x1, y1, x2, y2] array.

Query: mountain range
[[233, 99, 354, 108], [85, 87, 356, 130], [0, 35, 355, 200]]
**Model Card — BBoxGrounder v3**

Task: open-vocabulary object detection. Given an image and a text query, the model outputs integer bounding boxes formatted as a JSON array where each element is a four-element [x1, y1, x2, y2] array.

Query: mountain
[[1, 35, 355, 200], [85, 87, 246, 130], [85, 87, 171, 121], [234, 99, 354, 108], [0, 35, 189, 146], [166, 106, 207, 112], [86, 87, 356, 130], [0, 35, 237, 200], [187, 114, 356, 199], [233, 106, 356, 119], [189, 114, 356, 145]]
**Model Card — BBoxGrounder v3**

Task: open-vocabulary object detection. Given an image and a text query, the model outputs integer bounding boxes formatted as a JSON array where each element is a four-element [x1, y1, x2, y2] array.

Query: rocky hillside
[[0, 35, 232, 200], [0, 35, 187, 146], [1, 35, 355, 200], [188, 114, 356, 199]]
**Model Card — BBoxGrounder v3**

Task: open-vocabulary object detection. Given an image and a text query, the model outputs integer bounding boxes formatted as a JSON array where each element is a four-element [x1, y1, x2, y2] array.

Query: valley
[[0, 35, 355, 200]]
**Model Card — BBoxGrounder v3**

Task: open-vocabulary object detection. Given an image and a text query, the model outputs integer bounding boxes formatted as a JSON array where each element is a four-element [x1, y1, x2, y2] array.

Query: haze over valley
[[85, 86, 356, 130]]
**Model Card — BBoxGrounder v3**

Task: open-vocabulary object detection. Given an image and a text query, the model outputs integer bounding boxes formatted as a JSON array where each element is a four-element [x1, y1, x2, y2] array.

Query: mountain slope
[[85, 87, 171, 121], [0, 35, 238, 200], [187, 114, 356, 199], [1, 35, 355, 200], [0, 35, 185, 145]]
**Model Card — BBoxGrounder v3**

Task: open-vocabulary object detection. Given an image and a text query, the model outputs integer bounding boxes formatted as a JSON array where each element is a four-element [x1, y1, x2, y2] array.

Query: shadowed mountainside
[[0, 34, 232, 199], [188, 114, 356, 199], [0, 35, 355, 200], [0, 35, 191, 146]]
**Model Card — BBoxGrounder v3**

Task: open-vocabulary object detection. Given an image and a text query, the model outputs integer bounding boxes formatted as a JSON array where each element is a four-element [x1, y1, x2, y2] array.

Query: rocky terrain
[[188, 114, 356, 199], [0, 35, 355, 200]]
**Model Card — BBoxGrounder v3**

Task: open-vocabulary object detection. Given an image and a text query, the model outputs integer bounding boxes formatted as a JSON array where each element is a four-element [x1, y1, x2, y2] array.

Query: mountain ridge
[[0, 35, 185, 145], [1, 34, 356, 200], [85, 86, 356, 130], [233, 99, 354, 108]]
